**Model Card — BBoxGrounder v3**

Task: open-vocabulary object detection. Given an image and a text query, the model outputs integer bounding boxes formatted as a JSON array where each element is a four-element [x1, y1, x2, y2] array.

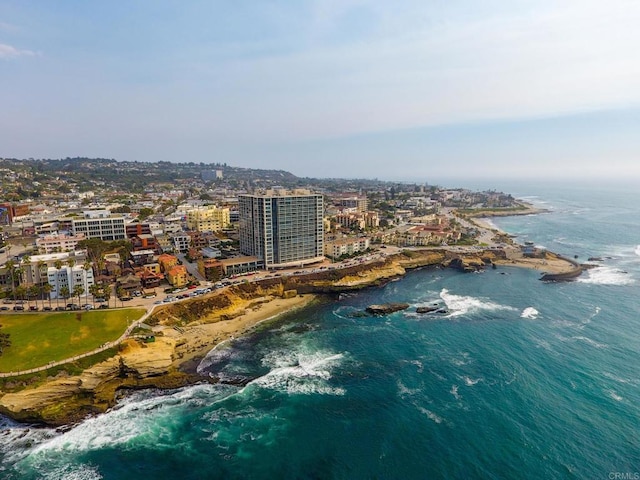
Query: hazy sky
[[1, 1, 639, 181]]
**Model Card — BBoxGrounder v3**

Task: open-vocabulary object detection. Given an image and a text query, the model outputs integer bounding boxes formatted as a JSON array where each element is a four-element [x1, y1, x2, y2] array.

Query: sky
[[1, 0, 639, 182]]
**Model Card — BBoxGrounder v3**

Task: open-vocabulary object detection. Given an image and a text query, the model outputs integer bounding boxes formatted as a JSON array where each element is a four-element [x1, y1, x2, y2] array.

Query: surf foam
[[249, 350, 346, 396], [439, 289, 517, 317], [578, 266, 634, 286], [520, 307, 540, 319]]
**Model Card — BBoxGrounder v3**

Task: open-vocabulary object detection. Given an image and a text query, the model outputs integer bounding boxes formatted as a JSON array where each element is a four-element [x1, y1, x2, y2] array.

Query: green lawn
[[0, 309, 145, 372]]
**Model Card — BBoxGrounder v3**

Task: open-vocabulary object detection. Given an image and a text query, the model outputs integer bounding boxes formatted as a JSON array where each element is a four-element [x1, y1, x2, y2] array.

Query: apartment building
[[46, 264, 95, 299], [324, 237, 370, 259], [72, 210, 126, 241], [186, 205, 230, 232], [239, 189, 324, 268], [36, 233, 86, 254]]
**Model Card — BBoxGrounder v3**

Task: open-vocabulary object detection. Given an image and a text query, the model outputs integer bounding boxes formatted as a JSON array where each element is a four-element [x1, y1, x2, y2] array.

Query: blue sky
[[1, 0, 639, 181]]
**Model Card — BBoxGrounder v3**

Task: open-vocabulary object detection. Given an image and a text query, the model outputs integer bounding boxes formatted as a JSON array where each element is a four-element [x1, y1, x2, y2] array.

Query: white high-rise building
[[239, 189, 324, 269]]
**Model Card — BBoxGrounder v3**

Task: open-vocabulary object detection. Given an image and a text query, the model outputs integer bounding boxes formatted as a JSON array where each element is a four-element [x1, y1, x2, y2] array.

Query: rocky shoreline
[[0, 245, 580, 426]]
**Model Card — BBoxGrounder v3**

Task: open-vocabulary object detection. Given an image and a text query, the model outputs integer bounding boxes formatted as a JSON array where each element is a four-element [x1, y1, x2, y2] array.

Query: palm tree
[[21, 255, 31, 285], [15, 285, 27, 304], [5, 259, 16, 300], [36, 260, 46, 285], [89, 283, 100, 307], [82, 260, 93, 305], [116, 286, 125, 308], [102, 282, 112, 308], [67, 257, 76, 269], [59, 286, 70, 307], [73, 284, 84, 307], [42, 282, 53, 308], [28, 285, 40, 310], [53, 259, 64, 308]]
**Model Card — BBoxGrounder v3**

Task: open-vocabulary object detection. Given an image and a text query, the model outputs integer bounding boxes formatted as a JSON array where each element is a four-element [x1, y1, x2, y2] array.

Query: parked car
[[55, 306, 66, 311], [13, 305, 25, 311], [0, 306, 9, 311], [99, 304, 109, 309], [43, 306, 53, 311], [29, 306, 39, 311]]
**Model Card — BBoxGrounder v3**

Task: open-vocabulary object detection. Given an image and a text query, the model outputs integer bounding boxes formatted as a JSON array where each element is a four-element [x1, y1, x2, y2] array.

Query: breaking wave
[[521, 307, 540, 319], [578, 266, 634, 286], [247, 349, 346, 396], [439, 289, 517, 317]]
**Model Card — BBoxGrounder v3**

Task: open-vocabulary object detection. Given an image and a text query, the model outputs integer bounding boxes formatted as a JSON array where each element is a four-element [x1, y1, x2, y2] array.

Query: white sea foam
[[418, 407, 443, 424], [635, 245, 640, 257], [521, 307, 539, 319], [578, 266, 634, 286], [533, 338, 552, 351], [606, 390, 623, 402], [31, 384, 220, 455], [41, 464, 104, 480], [602, 372, 637, 385], [571, 336, 607, 349], [248, 350, 346, 396], [407, 359, 424, 373], [450, 385, 460, 400], [439, 289, 517, 318], [397, 380, 421, 398], [462, 376, 482, 387]]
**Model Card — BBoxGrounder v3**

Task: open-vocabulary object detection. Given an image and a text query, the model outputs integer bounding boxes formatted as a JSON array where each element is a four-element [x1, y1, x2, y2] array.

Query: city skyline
[[1, 1, 639, 181]]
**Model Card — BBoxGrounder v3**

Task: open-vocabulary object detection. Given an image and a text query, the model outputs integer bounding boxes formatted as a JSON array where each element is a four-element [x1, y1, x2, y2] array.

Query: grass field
[[0, 309, 145, 372]]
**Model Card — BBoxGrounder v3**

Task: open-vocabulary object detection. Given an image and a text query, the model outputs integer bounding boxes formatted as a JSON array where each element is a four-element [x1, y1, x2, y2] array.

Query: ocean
[[1, 182, 639, 479]]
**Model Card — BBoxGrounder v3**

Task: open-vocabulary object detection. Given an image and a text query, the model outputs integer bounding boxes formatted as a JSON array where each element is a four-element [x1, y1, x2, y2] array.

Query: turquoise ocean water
[[1, 182, 639, 479]]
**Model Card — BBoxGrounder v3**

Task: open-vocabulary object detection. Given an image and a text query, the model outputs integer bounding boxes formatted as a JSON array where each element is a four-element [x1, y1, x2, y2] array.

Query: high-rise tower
[[239, 189, 324, 269]]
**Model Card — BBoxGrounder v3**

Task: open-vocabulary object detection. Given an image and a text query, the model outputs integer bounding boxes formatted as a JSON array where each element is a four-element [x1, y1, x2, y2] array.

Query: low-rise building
[[219, 256, 260, 276], [186, 205, 230, 232], [72, 210, 126, 241], [158, 254, 179, 273], [166, 265, 189, 287], [171, 233, 190, 253], [47, 264, 95, 299], [324, 236, 370, 259], [198, 258, 224, 281], [36, 233, 86, 254]]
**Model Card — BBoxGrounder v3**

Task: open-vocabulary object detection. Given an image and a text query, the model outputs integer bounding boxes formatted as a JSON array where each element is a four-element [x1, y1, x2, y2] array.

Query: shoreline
[[168, 293, 318, 375], [0, 203, 584, 425]]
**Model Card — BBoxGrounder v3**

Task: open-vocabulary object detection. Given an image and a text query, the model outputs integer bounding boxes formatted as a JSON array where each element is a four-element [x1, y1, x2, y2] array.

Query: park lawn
[[0, 308, 145, 372]]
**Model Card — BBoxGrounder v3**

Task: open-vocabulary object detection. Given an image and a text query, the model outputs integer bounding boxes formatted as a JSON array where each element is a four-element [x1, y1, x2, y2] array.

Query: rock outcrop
[[366, 303, 410, 315]]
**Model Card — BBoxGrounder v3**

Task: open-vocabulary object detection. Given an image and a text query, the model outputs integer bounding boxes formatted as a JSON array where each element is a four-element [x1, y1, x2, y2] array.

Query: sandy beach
[[161, 294, 317, 371]]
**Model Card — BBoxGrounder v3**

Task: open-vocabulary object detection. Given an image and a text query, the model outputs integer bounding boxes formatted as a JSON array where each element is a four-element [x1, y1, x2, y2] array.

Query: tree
[[5, 259, 16, 300], [101, 282, 112, 308], [0, 328, 11, 356], [89, 283, 101, 307], [42, 282, 53, 308], [28, 285, 40, 310], [116, 286, 125, 307], [37, 260, 46, 283], [15, 285, 27, 303], [82, 261, 93, 303], [73, 284, 84, 306], [59, 286, 70, 305], [138, 207, 154, 221], [77, 238, 109, 265]]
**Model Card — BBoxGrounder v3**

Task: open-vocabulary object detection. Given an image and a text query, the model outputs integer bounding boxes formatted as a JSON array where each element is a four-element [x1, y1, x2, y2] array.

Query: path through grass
[[0, 309, 145, 372]]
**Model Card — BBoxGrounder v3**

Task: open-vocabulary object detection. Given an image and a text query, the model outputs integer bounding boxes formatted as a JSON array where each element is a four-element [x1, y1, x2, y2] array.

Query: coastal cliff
[[0, 246, 568, 426]]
